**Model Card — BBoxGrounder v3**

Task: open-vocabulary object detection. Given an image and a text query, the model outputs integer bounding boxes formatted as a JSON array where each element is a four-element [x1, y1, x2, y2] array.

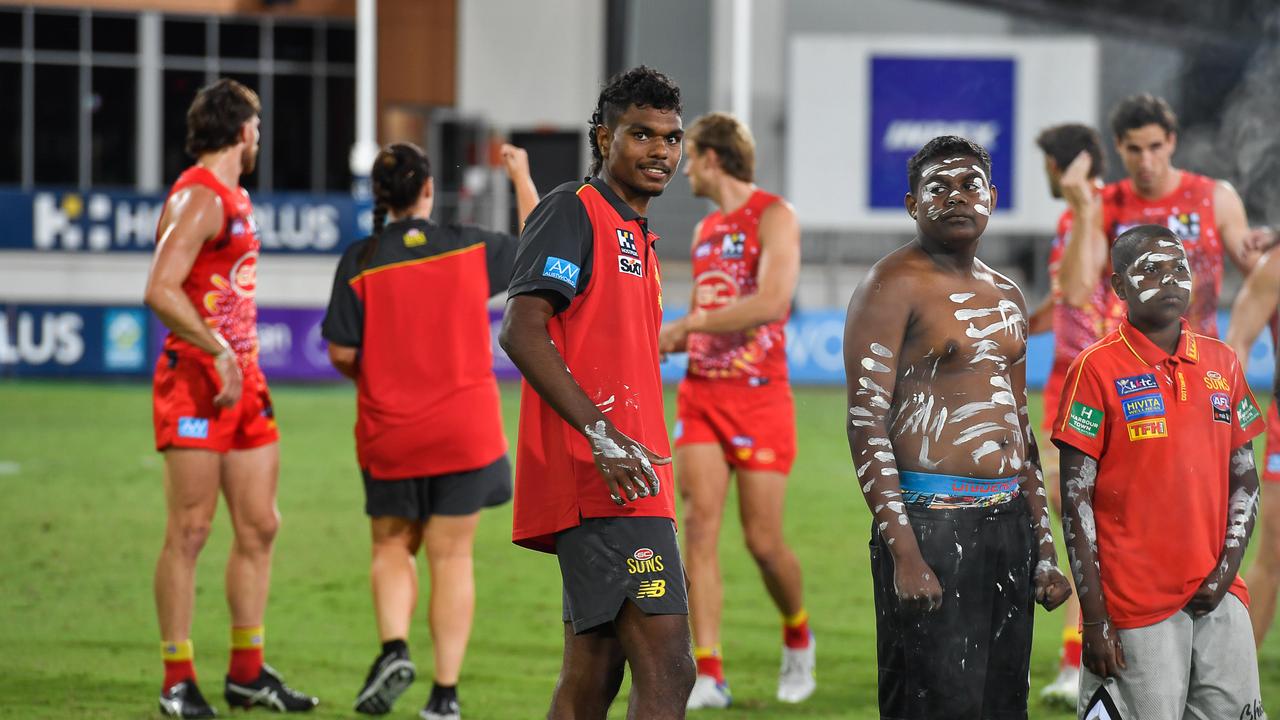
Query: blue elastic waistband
[[899, 470, 1020, 497]]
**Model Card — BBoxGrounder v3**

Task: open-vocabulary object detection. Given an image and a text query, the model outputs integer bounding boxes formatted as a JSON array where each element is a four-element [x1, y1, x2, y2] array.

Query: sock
[[1061, 627, 1083, 669], [694, 645, 725, 683], [430, 682, 458, 706], [381, 638, 408, 657], [162, 639, 196, 689], [228, 625, 265, 684], [783, 609, 811, 649]]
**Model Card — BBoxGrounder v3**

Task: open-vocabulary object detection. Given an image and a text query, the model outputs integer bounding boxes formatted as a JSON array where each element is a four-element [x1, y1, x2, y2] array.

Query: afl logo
[[694, 270, 739, 310], [633, 548, 654, 562], [230, 251, 258, 297]]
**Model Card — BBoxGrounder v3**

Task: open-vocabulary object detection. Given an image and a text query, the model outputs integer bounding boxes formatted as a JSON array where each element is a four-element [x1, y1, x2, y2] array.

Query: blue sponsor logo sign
[[869, 56, 1015, 210], [1121, 392, 1165, 422], [542, 256, 581, 288], [103, 308, 147, 371], [0, 189, 371, 254], [177, 417, 209, 439], [1113, 373, 1159, 397]]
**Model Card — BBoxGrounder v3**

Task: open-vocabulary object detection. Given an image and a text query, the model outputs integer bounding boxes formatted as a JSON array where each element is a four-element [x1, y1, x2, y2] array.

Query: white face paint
[[1138, 288, 1161, 303], [862, 357, 891, 373]]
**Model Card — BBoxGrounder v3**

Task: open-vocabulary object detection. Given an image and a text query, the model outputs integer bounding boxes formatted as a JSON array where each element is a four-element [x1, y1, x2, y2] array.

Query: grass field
[[1, 381, 1277, 719]]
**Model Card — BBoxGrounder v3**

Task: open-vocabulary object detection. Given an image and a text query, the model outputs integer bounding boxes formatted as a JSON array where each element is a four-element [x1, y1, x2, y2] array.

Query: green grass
[[0, 381, 1276, 719]]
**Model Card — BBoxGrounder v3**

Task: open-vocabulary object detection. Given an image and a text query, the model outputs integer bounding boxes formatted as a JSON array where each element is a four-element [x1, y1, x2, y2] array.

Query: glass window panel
[[0, 63, 19, 184], [92, 14, 136, 54], [34, 11, 79, 52], [325, 75, 354, 190], [33, 64, 78, 184], [91, 65, 135, 187], [0, 10, 23, 49], [163, 18, 205, 57], [326, 25, 354, 64], [273, 24, 313, 62], [162, 69, 203, 183], [218, 21, 258, 60], [273, 74, 312, 190]]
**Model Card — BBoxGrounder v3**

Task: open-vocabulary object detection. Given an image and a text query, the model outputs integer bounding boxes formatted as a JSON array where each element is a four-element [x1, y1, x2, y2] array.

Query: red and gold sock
[[693, 645, 724, 683], [783, 609, 811, 649], [161, 639, 196, 689], [228, 625, 265, 683], [1062, 627, 1083, 669]]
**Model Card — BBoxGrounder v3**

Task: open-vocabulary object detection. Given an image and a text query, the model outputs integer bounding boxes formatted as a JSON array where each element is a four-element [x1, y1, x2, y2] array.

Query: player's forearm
[[847, 424, 925, 562], [687, 293, 790, 335], [1058, 208, 1105, 308], [501, 318, 607, 436], [1220, 444, 1261, 573], [1060, 454, 1108, 621], [512, 176, 539, 230], [144, 283, 228, 357]]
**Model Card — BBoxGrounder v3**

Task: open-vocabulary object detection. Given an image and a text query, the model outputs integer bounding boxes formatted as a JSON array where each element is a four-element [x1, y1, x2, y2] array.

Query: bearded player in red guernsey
[[656, 113, 812, 710], [144, 79, 316, 718], [499, 66, 695, 719]]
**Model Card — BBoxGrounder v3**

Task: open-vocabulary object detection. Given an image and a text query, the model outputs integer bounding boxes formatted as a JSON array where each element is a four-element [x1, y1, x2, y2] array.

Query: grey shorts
[[1078, 593, 1265, 720]]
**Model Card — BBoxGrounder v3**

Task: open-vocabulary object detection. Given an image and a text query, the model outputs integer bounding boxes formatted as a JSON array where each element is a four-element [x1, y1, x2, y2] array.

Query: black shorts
[[870, 495, 1034, 720], [362, 455, 512, 521], [555, 516, 688, 634]]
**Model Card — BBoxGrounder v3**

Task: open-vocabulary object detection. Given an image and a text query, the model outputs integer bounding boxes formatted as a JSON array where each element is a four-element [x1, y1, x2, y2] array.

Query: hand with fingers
[[1081, 617, 1126, 678], [1034, 558, 1073, 611], [893, 554, 943, 613], [584, 420, 671, 505], [212, 347, 243, 408], [1245, 226, 1279, 254], [499, 143, 531, 182], [1185, 565, 1233, 617], [1060, 150, 1098, 212]]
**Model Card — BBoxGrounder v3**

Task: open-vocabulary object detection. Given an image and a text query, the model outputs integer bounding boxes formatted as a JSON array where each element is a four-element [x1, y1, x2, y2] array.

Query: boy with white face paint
[[843, 135, 1071, 720], [1053, 224, 1265, 718]]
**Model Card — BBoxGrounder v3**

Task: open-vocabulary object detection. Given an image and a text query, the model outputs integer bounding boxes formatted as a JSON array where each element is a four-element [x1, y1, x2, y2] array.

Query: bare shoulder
[[760, 197, 797, 222], [854, 244, 926, 302], [981, 260, 1028, 310]]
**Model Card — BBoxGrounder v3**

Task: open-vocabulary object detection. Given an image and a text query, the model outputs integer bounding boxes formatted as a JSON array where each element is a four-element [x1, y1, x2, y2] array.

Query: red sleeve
[[1051, 352, 1108, 459], [1229, 354, 1266, 446]]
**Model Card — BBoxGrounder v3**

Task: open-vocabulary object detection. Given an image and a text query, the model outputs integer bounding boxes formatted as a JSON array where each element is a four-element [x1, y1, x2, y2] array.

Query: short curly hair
[[588, 66, 682, 176], [906, 135, 992, 195], [185, 78, 261, 158], [1110, 93, 1178, 140]]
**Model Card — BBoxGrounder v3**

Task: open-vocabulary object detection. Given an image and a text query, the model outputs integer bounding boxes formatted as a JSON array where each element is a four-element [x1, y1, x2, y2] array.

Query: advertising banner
[[0, 188, 372, 254]]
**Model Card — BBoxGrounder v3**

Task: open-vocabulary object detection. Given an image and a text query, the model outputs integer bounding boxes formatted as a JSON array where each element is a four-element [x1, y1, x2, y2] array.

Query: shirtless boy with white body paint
[[1053, 224, 1265, 719], [843, 135, 1072, 720]]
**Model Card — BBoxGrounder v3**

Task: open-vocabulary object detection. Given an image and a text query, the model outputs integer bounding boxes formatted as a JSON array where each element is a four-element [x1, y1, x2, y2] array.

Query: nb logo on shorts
[[636, 580, 666, 599], [177, 417, 209, 439]]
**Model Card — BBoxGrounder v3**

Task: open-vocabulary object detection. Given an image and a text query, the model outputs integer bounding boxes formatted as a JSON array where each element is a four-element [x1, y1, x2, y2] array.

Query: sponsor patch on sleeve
[[1120, 393, 1165, 422], [542, 256, 581, 288], [1238, 396, 1262, 430], [1113, 373, 1158, 397], [1067, 401, 1103, 438]]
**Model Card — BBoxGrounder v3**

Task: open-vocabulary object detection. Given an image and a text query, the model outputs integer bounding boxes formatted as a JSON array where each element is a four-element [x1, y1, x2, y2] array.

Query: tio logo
[[0, 312, 85, 365]]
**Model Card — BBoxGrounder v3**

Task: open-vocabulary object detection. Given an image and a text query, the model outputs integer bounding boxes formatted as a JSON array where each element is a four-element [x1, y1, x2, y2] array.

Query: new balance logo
[[636, 579, 667, 598]]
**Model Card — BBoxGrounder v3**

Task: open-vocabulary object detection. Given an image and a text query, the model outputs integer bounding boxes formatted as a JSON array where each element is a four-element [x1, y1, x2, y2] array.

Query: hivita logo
[[0, 311, 85, 365]]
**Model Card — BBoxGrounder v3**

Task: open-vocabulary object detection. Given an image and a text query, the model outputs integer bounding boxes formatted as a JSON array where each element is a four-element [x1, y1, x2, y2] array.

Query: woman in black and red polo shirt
[[322, 142, 537, 719]]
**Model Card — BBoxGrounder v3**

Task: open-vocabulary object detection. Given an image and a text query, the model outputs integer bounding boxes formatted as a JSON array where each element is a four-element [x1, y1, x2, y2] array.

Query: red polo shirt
[[506, 178, 675, 553], [1052, 317, 1262, 629]]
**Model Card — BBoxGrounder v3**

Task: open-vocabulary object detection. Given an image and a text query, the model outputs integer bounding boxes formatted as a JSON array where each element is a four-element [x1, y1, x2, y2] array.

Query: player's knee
[[744, 530, 782, 566], [167, 521, 212, 560], [237, 510, 280, 550]]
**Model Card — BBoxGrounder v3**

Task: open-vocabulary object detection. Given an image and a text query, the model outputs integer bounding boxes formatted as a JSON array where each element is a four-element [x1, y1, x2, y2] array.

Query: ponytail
[[362, 143, 432, 271]]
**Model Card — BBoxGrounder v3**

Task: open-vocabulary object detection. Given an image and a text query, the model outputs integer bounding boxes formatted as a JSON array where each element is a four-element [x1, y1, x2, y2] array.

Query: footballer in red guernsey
[[323, 141, 539, 718], [1026, 123, 1116, 706], [499, 66, 695, 719], [656, 113, 812, 709], [144, 79, 316, 718]]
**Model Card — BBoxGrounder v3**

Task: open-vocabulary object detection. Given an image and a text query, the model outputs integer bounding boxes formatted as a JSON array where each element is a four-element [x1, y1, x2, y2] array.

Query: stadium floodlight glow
[[349, 0, 379, 196]]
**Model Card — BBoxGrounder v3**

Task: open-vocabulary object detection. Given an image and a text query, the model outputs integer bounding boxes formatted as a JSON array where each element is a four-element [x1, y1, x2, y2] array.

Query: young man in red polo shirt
[[1054, 224, 1265, 718], [499, 66, 695, 719]]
